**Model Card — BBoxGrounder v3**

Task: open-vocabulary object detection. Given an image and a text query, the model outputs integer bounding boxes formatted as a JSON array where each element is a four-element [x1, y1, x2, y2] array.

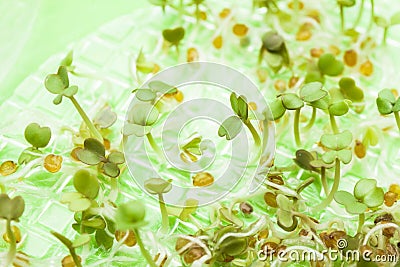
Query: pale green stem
[[5, 220, 16, 267], [109, 177, 118, 202], [303, 107, 316, 131], [158, 194, 169, 234], [353, 0, 365, 28], [340, 5, 345, 32], [357, 213, 365, 234], [146, 133, 163, 158], [330, 114, 339, 134], [293, 0, 300, 16], [368, 0, 374, 31], [394, 112, 400, 131], [383, 27, 388, 45], [133, 228, 157, 267], [294, 109, 301, 146], [69, 96, 103, 142], [68, 248, 82, 267], [321, 167, 329, 196], [312, 159, 340, 212], [244, 121, 261, 147]]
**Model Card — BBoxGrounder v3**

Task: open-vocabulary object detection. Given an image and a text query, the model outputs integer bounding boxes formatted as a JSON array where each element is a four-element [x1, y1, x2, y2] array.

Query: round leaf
[[363, 187, 384, 208], [393, 98, 400, 112], [329, 101, 349, 116], [148, 81, 177, 94], [116, 200, 146, 230], [44, 74, 65, 94], [299, 82, 327, 102], [337, 149, 352, 164], [122, 123, 152, 137], [144, 178, 172, 194], [129, 103, 159, 126], [267, 99, 286, 120], [277, 210, 297, 230], [162, 27, 185, 44], [24, 123, 51, 148], [310, 95, 330, 110], [322, 151, 337, 164], [218, 116, 243, 140], [276, 194, 292, 211], [345, 202, 368, 214], [281, 93, 304, 110], [63, 86, 78, 97], [84, 138, 105, 157], [376, 98, 393, 115], [72, 234, 91, 248], [320, 130, 353, 150], [334, 191, 356, 205], [73, 169, 99, 199], [262, 31, 284, 52], [108, 151, 125, 164], [101, 162, 120, 178], [293, 149, 316, 171], [93, 106, 117, 129], [135, 89, 157, 102], [378, 89, 396, 103], [354, 179, 377, 200], [318, 54, 344, 76], [76, 149, 102, 165], [68, 197, 91, 212]]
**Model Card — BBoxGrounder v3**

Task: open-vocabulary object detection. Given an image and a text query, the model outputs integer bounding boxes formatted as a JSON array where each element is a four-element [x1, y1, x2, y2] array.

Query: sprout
[[336, 0, 356, 31], [376, 89, 400, 131], [374, 11, 400, 44], [51, 232, 91, 267], [162, 27, 185, 53], [18, 123, 51, 165], [259, 31, 290, 73], [318, 53, 344, 77]]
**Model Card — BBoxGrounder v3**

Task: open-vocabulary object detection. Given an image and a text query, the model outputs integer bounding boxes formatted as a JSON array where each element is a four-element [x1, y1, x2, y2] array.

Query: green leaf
[[116, 200, 146, 230], [63, 85, 78, 97], [81, 217, 106, 229], [376, 98, 393, 115], [299, 82, 327, 102], [363, 187, 384, 208], [135, 89, 157, 102], [53, 94, 63, 105], [24, 123, 51, 148], [337, 0, 355, 7], [144, 178, 172, 194], [73, 169, 99, 199], [93, 106, 117, 129], [108, 151, 125, 164], [265, 52, 283, 73], [237, 95, 248, 120], [0, 194, 25, 221], [390, 11, 400, 25], [45, 74, 65, 94], [310, 95, 330, 110], [329, 101, 349, 116], [219, 207, 243, 227], [277, 210, 296, 230], [102, 162, 120, 178], [378, 89, 396, 103], [57, 66, 69, 88], [345, 202, 368, 214], [293, 149, 316, 171], [305, 71, 325, 84], [76, 149, 102, 165], [84, 138, 105, 157], [95, 229, 114, 250], [218, 116, 243, 140], [122, 124, 152, 137], [393, 98, 400, 112], [230, 93, 239, 114], [374, 16, 389, 28], [320, 130, 352, 150], [276, 194, 292, 211], [267, 99, 286, 120], [60, 192, 83, 203], [60, 51, 73, 67], [334, 191, 356, 205], [129, 103, 159, 126], [318, 53, 344, 76], [179, 199, 198, 221], [162, 27, 185, 44], [51, 231, 72, 248], [322, 151, 337, 164], [262, 31, 284, 52], [281, 93, 304, 110], [72, 234, 91, 248], [148, 81, 177, 94], [68, 197, 92, 212], [219, 236, 248, 256], [18, 147, 42, 165], [309, 159, 334, 168], [354, 179, 377, 200], [136, 49, 155, 74], [337, 149, 352, 164]]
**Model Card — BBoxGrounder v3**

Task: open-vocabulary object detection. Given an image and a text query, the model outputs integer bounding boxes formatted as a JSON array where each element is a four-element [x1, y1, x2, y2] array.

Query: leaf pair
[[44, 66, 78, 105], [136, 49, 157, 74], [0, 194, 25, 221], [162, 27, 185, 46], [123, 103, 160, 137], [93, 106, 117, 129], [260, 31, 290, 73], [293, 149, 333, 172], [320, 130, 353, 164], [276, 194, 298, 231], [376, 89, 400, 115], [76, 138, 125, 178], [374, 11, 400, 28], [318, 53, 344, 77], [18, 123, 52, 164], [328, 88, 351, 116], [339, 77, 364, 102], [116, 200, 146, 230], [133, 81, 177, 102], [144, 178, 172, 195], [334, 179, 384, 214], [218, 93, 249, 140], [337, 0, 355, 7], [51, 231, 91, 250]]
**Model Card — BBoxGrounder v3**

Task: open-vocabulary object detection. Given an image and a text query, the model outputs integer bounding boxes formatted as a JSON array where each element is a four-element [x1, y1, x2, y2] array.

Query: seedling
[[44, 66, 103, 142], [253, 0, 279, 13], [179, 134, 203, 162], [337, 0, 355, 31], [218, 93, 261, 146], [259, 31, 290, 73], [374, 11, 400, 44], [376, 89, 400, 131], [132, 80, 177, 103], [75, 138, 125, 178], [18, 123, 51, 165], [162, 27, 185, 53], [116, 200, 157, 267], [51, 232, 91, 267], [0, 194, 25, 266], [335, 178, 384, 233], [144, 178, 172, 233]]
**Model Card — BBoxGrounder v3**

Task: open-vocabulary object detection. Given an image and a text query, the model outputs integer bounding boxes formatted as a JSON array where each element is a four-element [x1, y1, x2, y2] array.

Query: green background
[[0, 0, 149, 104]]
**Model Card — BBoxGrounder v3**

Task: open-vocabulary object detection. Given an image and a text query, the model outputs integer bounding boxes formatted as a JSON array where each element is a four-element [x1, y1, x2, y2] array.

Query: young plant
[[179, 134, 203, 162], [374, 11, 400, 44], [144, 178, 172, 233], [133, 80, 178, 103], [334, 178, 384, 233], [376, 89, 400, 131], [327, 88, 351, 134], [337, 0, 356, 31], [44, 66, 103, 142], [18, 123, 51, 164], [51, 232, 91, 267], [0, 194, 25, 266], [116, 200, 157, 267], [136, 49, 158, 76], [317, 53, 345, 78], [312, 130, 353, 212], [75, 138, 125, 178], [259, 31, 290, 73], [218, 93, 261, 146], [162, 27, 185, 53], [253, 0, 279, 13]]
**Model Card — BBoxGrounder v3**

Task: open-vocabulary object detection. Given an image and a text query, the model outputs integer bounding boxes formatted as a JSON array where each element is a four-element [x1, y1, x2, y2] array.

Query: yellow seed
[[103, 138, 111, 150], [296, 29, 312, 41], [248, 102, 257, 110], [219, 8, 231, 19], [44, 154, 63, 173], [274, 80, 286, 91], [71, 147, 82, 161], [12, 252, 30, 267], [257, 69, 268, 83], [174, 90, 184, 102], [199, 11, 207, 20], [233, 24, 249, 37], [360, 37, 376, 50], [258, 229, 269, 240], [187, 47, 199, 62], [184, 247, 206, 264], [264, 192, 278, 208], [115, 230, 137, 247], [389, 184, 400, 199], [343, 49, 358, 67], [213, 35, 223, 49], [307, 10, 320, 23], [354, 140, 366, 159], [329, 45, 341, 55], [288, 1, 304, 9], [384, 192, 398, 207], [359, 60, 374, 76], [0, 161, 18, 176], [62, 255, 81, 267], [192, 172, 214, 187], [3, 226, 21, 243], [152, 63, 160, 74], [175, 236, 191, 254], [289, 76, 299, 88], [310, 48, 324, 58]]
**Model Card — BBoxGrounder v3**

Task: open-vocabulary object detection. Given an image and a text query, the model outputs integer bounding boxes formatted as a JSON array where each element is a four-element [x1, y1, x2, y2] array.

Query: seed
[[359, 60, 373, 76], [257, 68, 268, 83], [288, 1, 304, 9], [174, 90, 184, 102], [3, 226, 21, 243], [274, 79, 286, 91], [71, 147, 82, 161], [62, 255, 82, 267], [154, 253, 168, 267], [175, 236, 191, 254], [319, 232, 336, 248], [233, 24, 249, 37], [103, 138, 111, 150], [307, 10, 320, 23], [115, 230, 137, 247], [152, 63, 160, 74], [0, 161, 18, 176], [219, 8, 231, 18], [389, 184, 400, 197], [343, 49, 358, 67], [383, 226, 396, 238], [384, 191, 398, 207], [329, 230, 346, 242], [299, 229, 309, 237], [264, 192, 278, 208], [289, 76, 299, 88], [239, 202, 253, 215], [13, 251, 30, 267], [296, 28, 312, 41], [374, 213, 393, 224], [44, 154, 63, 173], [267, 173, 284, 185], [329, 45, 341, 55], [187, 47, 199, 62], [193, 172, 214, 187], [198, 11, 207, 20], [354, 140, 366, 159], [258, 229, 269, 240], [260, 242, 278, 256], [183, 247, 206, 264], [310, 48, 324, 58], [359, 245, 373, 254], [213, 35, 223, 49]]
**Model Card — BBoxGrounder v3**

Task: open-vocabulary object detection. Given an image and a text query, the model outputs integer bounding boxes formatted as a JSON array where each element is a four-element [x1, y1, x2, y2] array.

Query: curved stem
[[394, 112, 400, 131], [109, 178, 118, 203], [69, 96, 103, 142], [146, 133, 163, 158], [294, 109, 301, 146], [158, 194, 169, 234], [312, 159, 340, 212], [368, 0, 374, 31], [321, 167, 328, 196], [303, 107, 316, 131], [357, 213, 365, 234], [330, 114, 339, 134], [69, 248, 82, 267], [244, 121, 261, 146], [352, 0, 365, 28], [133, 228, 157, 267], [5, 220, 16, 267]]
